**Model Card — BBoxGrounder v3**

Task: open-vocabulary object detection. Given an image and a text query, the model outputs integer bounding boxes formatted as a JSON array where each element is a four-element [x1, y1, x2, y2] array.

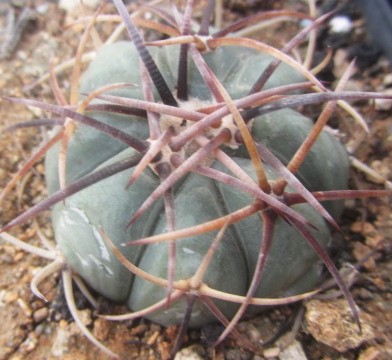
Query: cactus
[[1, 0, 391, 358]]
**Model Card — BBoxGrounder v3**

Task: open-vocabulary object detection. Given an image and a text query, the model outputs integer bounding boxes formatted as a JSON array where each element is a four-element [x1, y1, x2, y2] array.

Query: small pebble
[[59, 0, 100, 12], [225, 348, 252, 360], [51, 326, 73, 357], [146, 330, 160, 345], [33, 307, 49, 323], [36, 3, 49, 15], [371, 277, 386, 291], [3, 290, 18, 304], [351, 221, 385, 248], [383, 73, 392, 87], [263, 347, 280, 359], [92, 317, 110, 341], [329, 16, 353, 34], [157, 341, 171, 360], [78, 309, 92, 326], [17, 298, 32, 317], [356, 288, 374, 300], [13, 251, 24, 262], [174, 345, 205, 360], [129, 323, 148, 336], [353, 242, 376, 270], [34, 323, 46, 336], [374, 89, 392, 111], [333, 49, 350, 78], [279, 340, 308, 360], [358, 346, 381, 360], [21, 334, 37, 353]]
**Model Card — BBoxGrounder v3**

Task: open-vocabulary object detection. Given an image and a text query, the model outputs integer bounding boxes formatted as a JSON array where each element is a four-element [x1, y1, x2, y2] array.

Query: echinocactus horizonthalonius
[[1, 0, 391, 358]]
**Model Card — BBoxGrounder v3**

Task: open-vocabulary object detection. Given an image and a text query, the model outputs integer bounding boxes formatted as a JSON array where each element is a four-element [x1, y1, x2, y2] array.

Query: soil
[[0, 1, 391, 359]]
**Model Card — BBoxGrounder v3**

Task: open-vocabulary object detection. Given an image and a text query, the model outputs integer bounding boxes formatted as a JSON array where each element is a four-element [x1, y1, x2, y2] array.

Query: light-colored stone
[[33, 307, 49, 323], [358, 346, 381, 360], [374, 89, 392, 111], [329, 16, 353, 34], [279, 340, 308, 360], [51, 325, 77, 358], [174, 345, 205, 360], [59, 0, 100, 13], [305, 299, 375, 352], [263, 347, 280, 359], [383, 73, 392, 87]]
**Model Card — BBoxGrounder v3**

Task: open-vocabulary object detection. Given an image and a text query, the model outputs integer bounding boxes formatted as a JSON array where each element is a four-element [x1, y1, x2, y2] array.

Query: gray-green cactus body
[[47, 41, 350, 327]]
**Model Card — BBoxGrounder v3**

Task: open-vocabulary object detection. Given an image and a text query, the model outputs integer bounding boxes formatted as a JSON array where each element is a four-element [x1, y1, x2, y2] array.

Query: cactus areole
[[45, 41, 349, 327]]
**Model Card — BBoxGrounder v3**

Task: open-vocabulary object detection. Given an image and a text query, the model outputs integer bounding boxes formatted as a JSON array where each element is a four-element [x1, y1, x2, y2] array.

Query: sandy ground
[[0, 1, 391, 359]]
